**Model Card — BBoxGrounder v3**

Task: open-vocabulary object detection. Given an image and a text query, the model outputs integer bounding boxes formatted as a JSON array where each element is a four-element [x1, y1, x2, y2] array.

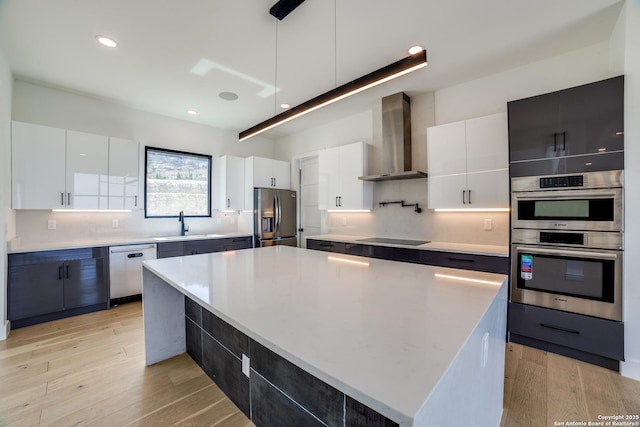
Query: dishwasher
[[109, 244, 157, 306]]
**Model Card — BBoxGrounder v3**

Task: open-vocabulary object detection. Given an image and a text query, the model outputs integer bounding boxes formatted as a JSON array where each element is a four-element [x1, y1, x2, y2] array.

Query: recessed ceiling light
[[187, 110, 197, 115], [280, 103, 291, 109], [95, 35, 118, 48], [219, 91, 239, 101], [408, 45, 424, 55]]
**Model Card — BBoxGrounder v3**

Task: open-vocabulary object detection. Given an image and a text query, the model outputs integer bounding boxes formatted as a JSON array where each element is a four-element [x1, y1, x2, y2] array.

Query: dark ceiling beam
[[270, 0, 307, 20]]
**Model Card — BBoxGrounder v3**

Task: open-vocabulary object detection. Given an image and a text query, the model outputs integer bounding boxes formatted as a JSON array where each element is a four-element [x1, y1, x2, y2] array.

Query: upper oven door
[[511, 187, 623, 231]]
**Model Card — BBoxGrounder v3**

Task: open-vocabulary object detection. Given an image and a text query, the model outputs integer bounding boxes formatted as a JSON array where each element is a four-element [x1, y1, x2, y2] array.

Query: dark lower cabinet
[[185, 297, 399, 427], [306, 239, 508, 274], [508, 302, 624, 370], [8, 247, 108, 328], [157, 236, 253, 258]]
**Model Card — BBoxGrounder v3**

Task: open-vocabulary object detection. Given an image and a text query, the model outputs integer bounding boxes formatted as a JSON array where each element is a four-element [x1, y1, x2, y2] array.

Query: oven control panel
[[539, 175, 584, 188]]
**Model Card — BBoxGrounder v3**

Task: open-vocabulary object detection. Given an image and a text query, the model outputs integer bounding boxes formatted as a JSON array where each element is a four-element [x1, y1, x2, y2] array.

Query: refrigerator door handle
[[274, 193, 280, 233]]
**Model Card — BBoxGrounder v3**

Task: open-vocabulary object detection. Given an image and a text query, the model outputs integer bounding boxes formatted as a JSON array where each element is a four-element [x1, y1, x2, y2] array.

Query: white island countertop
[[143, 246, 507, 424], [306, 233, 509, 257]]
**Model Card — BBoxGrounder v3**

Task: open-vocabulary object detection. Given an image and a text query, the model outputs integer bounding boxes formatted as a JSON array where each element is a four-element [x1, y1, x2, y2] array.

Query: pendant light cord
[[274, 20, 279, 115], [334, 0, 337, 88]]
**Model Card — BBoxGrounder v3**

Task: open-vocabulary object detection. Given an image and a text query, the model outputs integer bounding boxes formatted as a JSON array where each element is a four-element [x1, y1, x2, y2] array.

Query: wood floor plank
[[3, 304, 640, 427], [546, 350, 589, 424]]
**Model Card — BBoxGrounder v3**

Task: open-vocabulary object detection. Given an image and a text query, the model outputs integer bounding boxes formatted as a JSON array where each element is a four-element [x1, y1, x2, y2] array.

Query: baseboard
[[620, 359, 640, 381], [0, 320, 10, 340]]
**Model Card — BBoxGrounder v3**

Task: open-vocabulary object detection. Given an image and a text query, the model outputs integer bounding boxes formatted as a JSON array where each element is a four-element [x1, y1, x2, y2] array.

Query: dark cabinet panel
[[509, 302, 623, 361], [8, 247, 108, 327], [509, 76, 624, 164], [425, 251, 509, 274], [63, 258, 108, 309], [184, 239, 224, 255], [8, 262, 64, 320], [156, 241, 185, 259], [220, 236, 253, 251], [306, 239, 347, 254]]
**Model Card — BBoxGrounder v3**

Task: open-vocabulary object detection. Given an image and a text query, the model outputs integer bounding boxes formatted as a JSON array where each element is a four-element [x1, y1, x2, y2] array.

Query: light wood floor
[[501, 342, 640, 426], [0, 302, 253, 427], [1, 303, 638, 427]]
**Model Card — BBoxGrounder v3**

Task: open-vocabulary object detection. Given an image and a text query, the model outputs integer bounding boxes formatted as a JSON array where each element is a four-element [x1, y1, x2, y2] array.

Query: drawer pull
[[540, 323, 580, 335], [447, 257, 474, 263]]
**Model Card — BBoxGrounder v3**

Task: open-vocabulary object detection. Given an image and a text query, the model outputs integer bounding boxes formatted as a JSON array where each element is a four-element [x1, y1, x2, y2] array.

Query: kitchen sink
[[356, 237, 431, 246]]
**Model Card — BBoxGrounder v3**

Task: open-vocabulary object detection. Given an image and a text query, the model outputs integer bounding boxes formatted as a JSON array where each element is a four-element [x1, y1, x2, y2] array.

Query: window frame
[[144, 146, 212, 218]]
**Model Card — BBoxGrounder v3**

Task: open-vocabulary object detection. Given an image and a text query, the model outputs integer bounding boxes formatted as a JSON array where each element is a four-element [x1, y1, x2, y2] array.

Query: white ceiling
[[0, 0, 623, 140]]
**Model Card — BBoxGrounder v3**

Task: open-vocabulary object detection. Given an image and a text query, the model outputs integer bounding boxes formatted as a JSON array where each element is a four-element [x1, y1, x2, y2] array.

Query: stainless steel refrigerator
[[254, 188, 298, 247]]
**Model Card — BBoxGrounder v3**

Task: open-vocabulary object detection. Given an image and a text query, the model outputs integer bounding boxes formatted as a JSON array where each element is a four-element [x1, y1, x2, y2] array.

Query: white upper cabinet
[[427, 112, 508, 210], [318, 141, 372, 211], [12, 121, 66, 209], [245, 156, 290, 189], [245, 156, 291, 208], [108, 137, 140, 210], [66, 130, 109, 209], [213, 155, 245, 211], [12, 121, 140, 210]]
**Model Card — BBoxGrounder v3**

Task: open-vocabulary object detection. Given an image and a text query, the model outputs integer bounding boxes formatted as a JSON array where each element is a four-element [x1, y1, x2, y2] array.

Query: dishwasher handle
[[110, 245, 157, 254], [127, 253, 144, 258]]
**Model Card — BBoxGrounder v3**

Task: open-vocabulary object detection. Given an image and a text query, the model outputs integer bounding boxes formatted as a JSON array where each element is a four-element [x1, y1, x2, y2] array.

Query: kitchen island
[[142, 246, 507, 426]]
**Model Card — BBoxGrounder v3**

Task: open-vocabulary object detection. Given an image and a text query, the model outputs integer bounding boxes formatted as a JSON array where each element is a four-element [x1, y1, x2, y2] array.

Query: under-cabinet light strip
[[239, 50, 427, 142], [434, 208, 510, 213], [52, 209, 132, 213]]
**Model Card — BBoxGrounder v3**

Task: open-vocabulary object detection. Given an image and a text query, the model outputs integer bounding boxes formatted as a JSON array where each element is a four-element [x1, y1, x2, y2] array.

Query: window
[[145, 147, 212, 218]]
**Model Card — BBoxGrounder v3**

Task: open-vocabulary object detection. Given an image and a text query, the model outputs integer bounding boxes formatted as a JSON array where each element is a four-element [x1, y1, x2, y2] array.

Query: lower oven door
[[510, 244, 622, 321]]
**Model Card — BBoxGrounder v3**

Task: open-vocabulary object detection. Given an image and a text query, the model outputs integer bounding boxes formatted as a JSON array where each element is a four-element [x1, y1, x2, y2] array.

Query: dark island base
[[184, 297, 400, 427]]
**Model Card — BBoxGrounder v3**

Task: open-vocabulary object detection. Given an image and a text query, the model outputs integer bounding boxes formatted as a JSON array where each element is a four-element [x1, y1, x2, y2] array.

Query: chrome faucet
[[178, 210, 189, 236]]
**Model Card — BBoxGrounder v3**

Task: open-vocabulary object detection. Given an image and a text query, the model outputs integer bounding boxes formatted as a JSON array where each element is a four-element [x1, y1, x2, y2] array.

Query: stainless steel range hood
[[359, 92, 427, 182]]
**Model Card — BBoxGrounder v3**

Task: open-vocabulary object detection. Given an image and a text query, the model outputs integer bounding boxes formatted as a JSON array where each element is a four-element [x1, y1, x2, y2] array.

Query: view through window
[[145, 147, 212, 217]]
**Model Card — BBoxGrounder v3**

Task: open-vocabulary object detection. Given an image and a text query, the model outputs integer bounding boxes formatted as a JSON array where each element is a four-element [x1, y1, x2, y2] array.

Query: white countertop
[[7, 232, 252, 254], [143, 246, 507, 423], [306, 233, 509, 257]]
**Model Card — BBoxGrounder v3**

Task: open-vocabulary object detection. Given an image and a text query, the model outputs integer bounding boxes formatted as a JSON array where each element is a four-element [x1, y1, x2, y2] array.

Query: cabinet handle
[[274, 177, 276, 187], [553, 132, 557, 152], [58, 266, 63, 280], [468, 189, 472, 205], [335, 196, 339, 207], [227, 198, 230, 208], [61, 193, 65, 206], [134, 195, 138, 207], [562, 131, 567, 151], [67, 192, 71, 206], [65, 265, 70, 279], [540, 323, 580, 335], [462, 190, 466, 204]]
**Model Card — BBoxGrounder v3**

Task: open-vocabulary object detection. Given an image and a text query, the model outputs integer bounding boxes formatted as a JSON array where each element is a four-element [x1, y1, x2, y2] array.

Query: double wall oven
[[510, 170, 623, 321]]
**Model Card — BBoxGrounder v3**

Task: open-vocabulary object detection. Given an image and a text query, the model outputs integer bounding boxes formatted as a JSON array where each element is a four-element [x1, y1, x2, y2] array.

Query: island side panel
[[142, 267, 186, 365], [414, 281, 508, 427]]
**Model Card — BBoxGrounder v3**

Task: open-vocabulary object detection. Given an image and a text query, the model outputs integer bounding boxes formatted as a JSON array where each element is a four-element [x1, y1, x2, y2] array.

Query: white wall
[[275, 41, 617, 247], [621, 0, 640, 381], [0, 49, 13, 339], [11, 80, 279, 245]]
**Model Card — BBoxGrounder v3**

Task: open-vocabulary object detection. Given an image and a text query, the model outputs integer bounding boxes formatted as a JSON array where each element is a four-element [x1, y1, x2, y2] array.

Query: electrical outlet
[[242, 354, 250, 377], [481, 332, 490, 368], [483, 219, 492, 231], [47, 220, 56, 230], [112, 219, 119, 228]]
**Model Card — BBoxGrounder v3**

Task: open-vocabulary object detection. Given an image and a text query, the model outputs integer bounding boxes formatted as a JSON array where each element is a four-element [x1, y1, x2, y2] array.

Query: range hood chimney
[[359, 92, 427, 182]]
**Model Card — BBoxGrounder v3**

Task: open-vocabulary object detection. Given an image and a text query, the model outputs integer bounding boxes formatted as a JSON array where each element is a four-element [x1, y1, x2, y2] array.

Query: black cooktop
[[356, 237, 431, 246]]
